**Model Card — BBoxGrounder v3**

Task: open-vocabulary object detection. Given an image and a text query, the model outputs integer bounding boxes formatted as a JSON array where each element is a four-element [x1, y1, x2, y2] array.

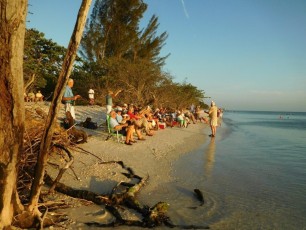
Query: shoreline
[[56, 105, 209, 194], [28, 103, 210, 227]]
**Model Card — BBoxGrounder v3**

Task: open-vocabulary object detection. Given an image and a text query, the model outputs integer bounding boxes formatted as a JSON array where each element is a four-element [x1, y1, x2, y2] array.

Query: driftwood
[[43, 160, 175, 228], [44, 160, 209, 229], [194, 188, 205, 206], [15, 107, 84, 228], [65, 111, 88, 144]]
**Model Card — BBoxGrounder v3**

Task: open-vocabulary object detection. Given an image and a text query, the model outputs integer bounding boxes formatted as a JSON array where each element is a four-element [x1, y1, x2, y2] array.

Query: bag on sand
[[82, 117, 98, 129]]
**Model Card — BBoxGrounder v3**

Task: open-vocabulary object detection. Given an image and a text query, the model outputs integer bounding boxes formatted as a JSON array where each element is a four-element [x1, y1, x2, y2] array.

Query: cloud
[[180, 0, 189, 19]]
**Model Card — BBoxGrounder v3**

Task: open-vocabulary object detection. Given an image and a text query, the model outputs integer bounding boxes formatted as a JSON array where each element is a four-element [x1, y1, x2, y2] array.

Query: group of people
[[24, 90, 44, 102], [108, 102, 155, 145], [62, 78, 222, 145]]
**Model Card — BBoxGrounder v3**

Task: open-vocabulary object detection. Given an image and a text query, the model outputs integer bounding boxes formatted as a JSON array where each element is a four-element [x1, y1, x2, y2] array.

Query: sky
[[27, 0, 306, 112]]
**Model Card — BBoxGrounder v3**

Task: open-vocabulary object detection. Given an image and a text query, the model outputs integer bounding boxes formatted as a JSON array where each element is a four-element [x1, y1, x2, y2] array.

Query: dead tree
[[28, 0, 92, 215], [0, 0, 28, 228]]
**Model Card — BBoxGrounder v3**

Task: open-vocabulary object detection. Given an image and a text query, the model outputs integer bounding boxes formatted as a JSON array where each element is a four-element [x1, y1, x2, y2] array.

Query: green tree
[[80, 0, 148, 61], [78, 0, 170, 106], [23, 28, 66, 96], [135, 15, 169, 67], [80, 0, 168, 65]]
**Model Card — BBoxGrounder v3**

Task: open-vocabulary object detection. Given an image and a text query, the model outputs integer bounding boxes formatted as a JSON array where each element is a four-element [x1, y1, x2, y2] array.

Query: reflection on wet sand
[[204, 138, 216, 178]]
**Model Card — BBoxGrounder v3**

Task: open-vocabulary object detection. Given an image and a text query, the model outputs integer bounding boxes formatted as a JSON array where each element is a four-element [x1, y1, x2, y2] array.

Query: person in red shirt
[[127, 105, 153, 137]]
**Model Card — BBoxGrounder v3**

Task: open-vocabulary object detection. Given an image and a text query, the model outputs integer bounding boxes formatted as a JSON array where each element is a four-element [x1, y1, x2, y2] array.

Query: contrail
[[181, 0, 189, 19]]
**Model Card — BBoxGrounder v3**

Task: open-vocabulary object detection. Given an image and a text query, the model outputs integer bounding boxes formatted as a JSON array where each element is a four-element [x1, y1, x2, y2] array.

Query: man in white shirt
[[88, 88, 94, 105], [62, 79, 81, 120]]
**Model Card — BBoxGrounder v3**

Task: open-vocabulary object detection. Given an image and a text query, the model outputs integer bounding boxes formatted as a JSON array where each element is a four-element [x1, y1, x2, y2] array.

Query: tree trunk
[[23, 73, 36, 93], [28, 0, 92, 211], [0, 0, 27, 228]]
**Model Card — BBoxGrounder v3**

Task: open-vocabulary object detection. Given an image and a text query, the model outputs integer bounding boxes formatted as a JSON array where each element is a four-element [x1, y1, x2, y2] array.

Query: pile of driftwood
[[19, 108, 71, 204], [18, 107, 209, 229]]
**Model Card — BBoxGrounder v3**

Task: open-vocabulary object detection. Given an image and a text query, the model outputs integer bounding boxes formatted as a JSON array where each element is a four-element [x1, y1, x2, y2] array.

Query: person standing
[[106, 89, 122, 114], [62, 79, 81, 120], [206, 101, 218, 137], [88, 88, 94, 105]]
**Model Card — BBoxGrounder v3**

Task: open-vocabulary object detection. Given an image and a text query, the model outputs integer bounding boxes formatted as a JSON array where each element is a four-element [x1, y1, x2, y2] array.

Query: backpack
[[82, 117, 98, 129]]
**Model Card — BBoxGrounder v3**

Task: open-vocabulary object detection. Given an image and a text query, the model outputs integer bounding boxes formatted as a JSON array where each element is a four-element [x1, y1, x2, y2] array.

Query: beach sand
[[26, 103, 209, 228]]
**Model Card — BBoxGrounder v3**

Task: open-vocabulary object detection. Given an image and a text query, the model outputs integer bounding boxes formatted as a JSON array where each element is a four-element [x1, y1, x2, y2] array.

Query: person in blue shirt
[[109, 110, 135, 145], [62, 79, 81, 120]]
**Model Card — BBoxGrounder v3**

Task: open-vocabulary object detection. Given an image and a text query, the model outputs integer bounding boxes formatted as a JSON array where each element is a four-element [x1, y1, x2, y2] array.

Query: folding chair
[[106, 115, 123, 143]]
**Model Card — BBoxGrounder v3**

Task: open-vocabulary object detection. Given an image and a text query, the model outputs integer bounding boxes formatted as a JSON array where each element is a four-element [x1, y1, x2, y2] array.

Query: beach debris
[[64, 111, 88, 143], [80, 117, 98, 129], [14, 106, 87, 228], [194, 188, 205, 206]]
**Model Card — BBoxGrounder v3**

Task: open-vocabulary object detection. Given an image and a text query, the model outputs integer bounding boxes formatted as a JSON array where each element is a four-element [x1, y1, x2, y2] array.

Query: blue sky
[[27, 0, 306, 112]]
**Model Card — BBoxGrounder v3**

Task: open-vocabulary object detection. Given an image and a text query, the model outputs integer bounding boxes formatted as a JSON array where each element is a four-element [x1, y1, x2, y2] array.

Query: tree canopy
[[24, 28, 66, 95], [24, 0, 208, 109]]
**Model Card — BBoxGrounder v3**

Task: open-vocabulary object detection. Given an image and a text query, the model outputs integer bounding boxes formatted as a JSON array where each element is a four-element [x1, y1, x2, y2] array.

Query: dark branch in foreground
[[44, 160, 209, 229]]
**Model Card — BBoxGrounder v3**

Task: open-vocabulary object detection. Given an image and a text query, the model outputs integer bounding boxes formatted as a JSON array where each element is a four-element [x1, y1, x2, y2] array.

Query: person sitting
[[184, 108, 196, 124], [159, 108, 174, 127], [128, 105, 154, 136], [144, 113, 157, 130], [151, 108, 162, 130], [196, 106, 209, 124], [122, 103, 128, 114], [177, 110, 188, 128], [35, 90, 44, 102], [28, 91, 35, 102], [115, 107, 124, 124], [24, 92, 29, 102], [109, 110, 136, 145]]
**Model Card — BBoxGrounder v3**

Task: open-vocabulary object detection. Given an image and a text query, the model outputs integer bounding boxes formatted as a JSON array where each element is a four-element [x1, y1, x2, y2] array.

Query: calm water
[[159, 111, 306, 229]]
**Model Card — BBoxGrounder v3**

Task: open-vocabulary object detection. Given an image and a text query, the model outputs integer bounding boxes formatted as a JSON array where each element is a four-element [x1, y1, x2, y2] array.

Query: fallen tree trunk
[[44, 160, 210, 229]]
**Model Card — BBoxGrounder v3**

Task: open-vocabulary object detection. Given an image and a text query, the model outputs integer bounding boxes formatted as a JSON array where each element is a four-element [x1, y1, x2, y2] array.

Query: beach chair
[[106, 115, 123, 143]]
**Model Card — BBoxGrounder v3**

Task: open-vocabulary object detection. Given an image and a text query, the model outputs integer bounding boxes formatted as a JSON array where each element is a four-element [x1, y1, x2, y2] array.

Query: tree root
[[43, 160, 210, 229]]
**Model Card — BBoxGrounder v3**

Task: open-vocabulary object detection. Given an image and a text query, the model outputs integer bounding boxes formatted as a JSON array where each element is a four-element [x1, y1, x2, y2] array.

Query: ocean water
[[166, 111, 306, 229]]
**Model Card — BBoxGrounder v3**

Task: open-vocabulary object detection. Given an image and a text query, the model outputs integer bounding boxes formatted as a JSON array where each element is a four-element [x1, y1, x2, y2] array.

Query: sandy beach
[[26, 103, 209, 228]]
